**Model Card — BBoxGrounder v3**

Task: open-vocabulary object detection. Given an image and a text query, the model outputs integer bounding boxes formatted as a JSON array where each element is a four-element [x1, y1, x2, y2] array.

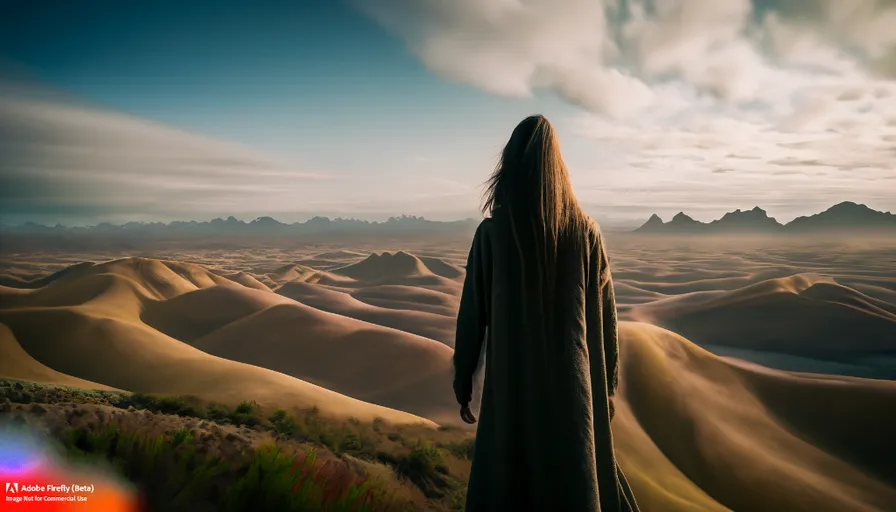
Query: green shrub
[[54, 421, 405, 511], [396, 442, 450, 497], [441, 438, 475, 460]]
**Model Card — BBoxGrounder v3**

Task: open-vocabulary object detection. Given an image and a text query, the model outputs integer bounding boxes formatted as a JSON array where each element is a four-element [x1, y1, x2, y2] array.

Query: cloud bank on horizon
[[359, 0, 896, 218]]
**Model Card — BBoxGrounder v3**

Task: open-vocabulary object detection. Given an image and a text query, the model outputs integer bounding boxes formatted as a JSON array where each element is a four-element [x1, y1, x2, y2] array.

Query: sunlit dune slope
[[266, 263, 323, 285], [332, 252, 463, 289], [349, 285, 460, 317], [416, 256, 465, 280], [189, 298, 458, 424], [615, 322, 896, 512], [219, 271, 272, 291], [142, 284, 294, 342], [0, 257, 433, 426], [0, 261, 98, 289], [275, 280, 457, 345], [632, 274, 896, 358]]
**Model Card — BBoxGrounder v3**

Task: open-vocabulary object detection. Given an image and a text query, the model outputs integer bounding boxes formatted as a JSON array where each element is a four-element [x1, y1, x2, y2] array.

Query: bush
[[441, 438, 475, 460], [396, 442, 450, 497], [0, 380, 468, 510], [56, 421, 405, 511]]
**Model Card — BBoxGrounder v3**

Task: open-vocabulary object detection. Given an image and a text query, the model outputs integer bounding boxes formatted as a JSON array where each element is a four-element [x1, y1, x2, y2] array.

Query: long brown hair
[[482, 115, 589, 329]]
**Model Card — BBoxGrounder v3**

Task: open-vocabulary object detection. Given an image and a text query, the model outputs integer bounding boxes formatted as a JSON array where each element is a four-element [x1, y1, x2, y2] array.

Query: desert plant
[[396, 442, 450, 497], [440, 437, 475, 460], [56, 422, 407, 511]]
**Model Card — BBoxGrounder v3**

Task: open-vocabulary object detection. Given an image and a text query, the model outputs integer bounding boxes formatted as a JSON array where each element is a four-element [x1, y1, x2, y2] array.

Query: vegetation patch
[[0, 379, 474, 511]]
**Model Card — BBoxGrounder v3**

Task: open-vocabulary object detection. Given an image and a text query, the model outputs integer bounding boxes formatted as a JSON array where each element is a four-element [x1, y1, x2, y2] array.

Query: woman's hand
[[460, 405, 477, 424]]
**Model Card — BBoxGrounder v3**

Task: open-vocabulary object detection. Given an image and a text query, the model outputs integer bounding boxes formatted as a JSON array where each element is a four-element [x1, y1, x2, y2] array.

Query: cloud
[[358, 0, 896, 221], [0, 90, 345, 222], [359, 0, 896, 117]]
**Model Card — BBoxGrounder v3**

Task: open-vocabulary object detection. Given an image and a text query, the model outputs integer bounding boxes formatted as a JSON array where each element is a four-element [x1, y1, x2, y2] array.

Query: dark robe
[[453, 215, 639, 512]]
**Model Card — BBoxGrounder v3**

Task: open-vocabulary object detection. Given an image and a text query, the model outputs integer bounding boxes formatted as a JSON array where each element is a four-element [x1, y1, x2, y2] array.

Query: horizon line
[[0, 200, 890, 231]]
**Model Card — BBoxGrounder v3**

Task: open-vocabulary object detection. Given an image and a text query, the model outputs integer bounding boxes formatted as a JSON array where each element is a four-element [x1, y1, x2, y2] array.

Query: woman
[[453, 115, 638, 511]]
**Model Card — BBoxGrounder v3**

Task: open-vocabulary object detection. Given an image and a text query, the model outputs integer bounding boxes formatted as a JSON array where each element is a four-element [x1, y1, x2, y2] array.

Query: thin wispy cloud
[[0, 89, 349, 222]]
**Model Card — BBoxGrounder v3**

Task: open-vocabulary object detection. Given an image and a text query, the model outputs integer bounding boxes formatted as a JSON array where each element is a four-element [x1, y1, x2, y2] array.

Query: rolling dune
[[0, 323, 117, 391], [0, 258, 434, 426], [634, 274, 896, 361], [275, 280, 457, 345], [332, 251, 463, 290], [2, 237, 896, 511], [616, 322, 896, 512], [190, 301, 459, 424], [349, 285, 460, 316]]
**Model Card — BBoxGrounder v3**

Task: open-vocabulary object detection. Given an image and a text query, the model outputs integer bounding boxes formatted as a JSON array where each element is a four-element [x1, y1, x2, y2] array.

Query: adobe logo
[[5, 482, 20, 493]]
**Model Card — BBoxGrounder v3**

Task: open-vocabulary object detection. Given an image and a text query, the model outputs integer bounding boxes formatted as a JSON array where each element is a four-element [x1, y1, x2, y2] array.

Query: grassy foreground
[[0, 379, 475, 511]]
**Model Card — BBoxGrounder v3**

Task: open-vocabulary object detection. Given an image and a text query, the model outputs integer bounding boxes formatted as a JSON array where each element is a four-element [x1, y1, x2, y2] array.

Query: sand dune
[[0, 258, 434, 426], [332, 251, 463, 290], [312, 250, 367, 260], [294, 258, 354, 270], [220, 271, 272, 291], [142, 284, 293, 342], [349, 285, 460, 316], [3, 238, 896, 511], [276, 280, 457, 345], [334, 251, 431, 280], [633, 274, 896, 361], [612, 281, 669, 305], [189, 299, 458, 423], [417, 256, 466, 280], [848, 282, 896, 303], [615, 321, 896, 512], [0, 306, 429, 425], [0, 323, 117, 391], [265, 263, 319, 284], [0, 261, 98, 289]]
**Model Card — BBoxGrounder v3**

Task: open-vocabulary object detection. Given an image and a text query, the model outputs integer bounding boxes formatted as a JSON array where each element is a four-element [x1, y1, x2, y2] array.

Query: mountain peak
[[671, 212, 695, 222], [828, 201, 866, 212], [634, 213, 666, 233], [786, 201, 894, 231]]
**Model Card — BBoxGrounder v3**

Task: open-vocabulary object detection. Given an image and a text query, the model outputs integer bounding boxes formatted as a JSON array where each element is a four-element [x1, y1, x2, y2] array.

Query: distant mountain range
[[2, 202, 892, 240], [634, 202, 896, 234], [0, 215, 480, 238]]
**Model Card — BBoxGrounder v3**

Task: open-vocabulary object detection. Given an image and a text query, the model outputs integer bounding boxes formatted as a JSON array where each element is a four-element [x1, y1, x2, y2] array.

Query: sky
[[1, 0, 895, 227]]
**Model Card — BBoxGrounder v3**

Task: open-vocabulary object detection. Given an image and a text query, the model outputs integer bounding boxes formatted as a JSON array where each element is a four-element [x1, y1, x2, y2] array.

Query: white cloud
[[359, 0, 896, 221]]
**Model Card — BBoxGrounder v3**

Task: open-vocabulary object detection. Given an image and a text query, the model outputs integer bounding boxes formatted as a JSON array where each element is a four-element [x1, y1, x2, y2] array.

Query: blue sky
[[1, 0, 895, 226]]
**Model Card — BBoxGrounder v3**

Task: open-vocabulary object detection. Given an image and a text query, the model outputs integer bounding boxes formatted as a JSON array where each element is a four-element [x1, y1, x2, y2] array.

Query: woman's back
[[452, 115, 638, 511]]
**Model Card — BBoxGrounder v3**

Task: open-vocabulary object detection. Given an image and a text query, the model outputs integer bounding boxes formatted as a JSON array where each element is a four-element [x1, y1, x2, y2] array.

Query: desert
[[2, 225, 895, 511]]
